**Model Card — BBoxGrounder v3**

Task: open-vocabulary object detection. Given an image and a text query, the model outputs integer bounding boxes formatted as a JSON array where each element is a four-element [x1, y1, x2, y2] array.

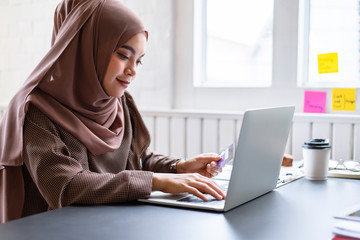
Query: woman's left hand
[[176, 153, 222, 178]]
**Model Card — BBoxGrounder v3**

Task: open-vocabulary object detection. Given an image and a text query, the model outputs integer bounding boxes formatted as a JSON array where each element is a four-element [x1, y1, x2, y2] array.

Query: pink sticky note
[[304, 91, 327, 113]]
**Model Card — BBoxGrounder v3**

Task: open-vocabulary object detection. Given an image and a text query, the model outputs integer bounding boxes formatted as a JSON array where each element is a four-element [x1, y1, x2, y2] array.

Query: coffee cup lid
[[303, 139, 331, 149]]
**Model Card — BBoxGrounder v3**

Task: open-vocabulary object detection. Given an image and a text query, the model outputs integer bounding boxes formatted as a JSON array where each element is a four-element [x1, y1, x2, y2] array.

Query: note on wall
[[304, 90, 327, 113], [318, 52, 338, 74], [332, 88, 356, 111]]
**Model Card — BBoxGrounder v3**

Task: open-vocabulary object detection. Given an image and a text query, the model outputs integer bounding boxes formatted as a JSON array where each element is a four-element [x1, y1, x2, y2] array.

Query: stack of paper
[[332, 220, 360, 239], [328, 169, 360, 179], [328, 160, 360, 179], [333, 203, 360, 240]]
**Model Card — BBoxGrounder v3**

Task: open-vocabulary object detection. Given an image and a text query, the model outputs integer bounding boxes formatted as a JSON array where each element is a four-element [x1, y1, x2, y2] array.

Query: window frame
[[297, 0, 360, 88], [193, 0, 273, 88]]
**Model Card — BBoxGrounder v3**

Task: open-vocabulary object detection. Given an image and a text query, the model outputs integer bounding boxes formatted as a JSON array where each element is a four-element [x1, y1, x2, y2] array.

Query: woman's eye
[[116, 52, 129, 60], [136, 60, 143, 66]]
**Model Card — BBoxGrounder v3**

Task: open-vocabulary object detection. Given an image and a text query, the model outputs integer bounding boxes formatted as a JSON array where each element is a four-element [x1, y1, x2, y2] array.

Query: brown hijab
[[0, 0, 147, 222]]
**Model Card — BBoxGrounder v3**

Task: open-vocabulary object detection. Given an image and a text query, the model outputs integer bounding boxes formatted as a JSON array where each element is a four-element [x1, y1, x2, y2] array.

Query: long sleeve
[[22, 105, 153, 210], [141, 148, 181, 173]]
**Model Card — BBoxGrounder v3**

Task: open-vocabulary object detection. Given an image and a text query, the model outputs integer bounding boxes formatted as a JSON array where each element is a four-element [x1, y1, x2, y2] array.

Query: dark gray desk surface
[[1, 177, 360, 240]]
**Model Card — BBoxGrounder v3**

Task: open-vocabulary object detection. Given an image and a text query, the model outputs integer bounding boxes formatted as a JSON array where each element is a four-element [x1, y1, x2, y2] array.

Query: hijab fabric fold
[[0, 0, 147, 222]]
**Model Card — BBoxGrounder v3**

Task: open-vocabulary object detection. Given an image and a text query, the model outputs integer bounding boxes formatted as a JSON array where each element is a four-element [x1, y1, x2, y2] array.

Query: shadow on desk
[[223, 191, 289, 239]]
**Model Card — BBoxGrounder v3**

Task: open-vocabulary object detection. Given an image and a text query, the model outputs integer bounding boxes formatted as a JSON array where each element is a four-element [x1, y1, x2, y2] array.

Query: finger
[[189, 181, 220, 200], [186, 186, 209, 201], [206, 178, 227, 199], [210, 161, 217, 167], [208, 161, 224, 173], [207, 163, 220, 177], [193, 177, 226, 200], [206, 168, 218, 178]]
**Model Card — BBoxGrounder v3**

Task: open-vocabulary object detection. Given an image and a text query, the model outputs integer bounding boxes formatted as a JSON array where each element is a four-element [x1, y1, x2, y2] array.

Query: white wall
[[1, 0, 359, 114], [124, 0, 174, 109], [0, 0, 59, 106], [0, 0, 174, 109]]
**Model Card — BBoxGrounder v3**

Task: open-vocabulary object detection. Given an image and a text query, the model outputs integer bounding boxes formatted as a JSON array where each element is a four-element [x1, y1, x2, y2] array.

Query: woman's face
[[102, 32, 147, 98]]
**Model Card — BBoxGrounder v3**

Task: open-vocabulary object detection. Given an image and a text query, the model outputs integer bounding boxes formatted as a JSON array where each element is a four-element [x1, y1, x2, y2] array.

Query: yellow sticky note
[[318, 53, 338, 74], [332, 88, 356, 111]]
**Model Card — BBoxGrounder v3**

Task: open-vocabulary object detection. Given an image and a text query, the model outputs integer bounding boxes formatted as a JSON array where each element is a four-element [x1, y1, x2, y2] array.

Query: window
[[298, 0, 360, 88], [193, 0, 274, 87]]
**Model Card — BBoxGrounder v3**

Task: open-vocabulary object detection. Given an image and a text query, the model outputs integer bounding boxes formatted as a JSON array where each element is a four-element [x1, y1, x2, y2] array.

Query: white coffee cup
[[302, 139, 331, 180]]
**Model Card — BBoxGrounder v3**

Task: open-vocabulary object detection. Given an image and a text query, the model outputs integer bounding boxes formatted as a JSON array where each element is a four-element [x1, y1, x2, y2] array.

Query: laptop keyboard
[[178, 194, 224, 205]]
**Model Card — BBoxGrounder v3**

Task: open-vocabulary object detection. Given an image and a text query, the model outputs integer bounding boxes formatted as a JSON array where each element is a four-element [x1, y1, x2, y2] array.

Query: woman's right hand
[[152, 173, 226, 201]]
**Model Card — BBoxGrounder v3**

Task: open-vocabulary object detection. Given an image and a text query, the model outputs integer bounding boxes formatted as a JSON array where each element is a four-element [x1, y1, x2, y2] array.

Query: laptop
[[139, 106, 295, 212]]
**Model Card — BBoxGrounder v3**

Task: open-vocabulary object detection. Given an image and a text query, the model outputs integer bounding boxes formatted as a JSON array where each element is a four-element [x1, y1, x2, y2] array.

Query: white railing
[[141, 109, 360, 162], [1, 105, 359, 162]]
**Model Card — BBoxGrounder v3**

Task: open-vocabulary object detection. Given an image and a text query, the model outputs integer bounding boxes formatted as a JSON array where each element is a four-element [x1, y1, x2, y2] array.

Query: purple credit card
[[217, 143, 235, 169]]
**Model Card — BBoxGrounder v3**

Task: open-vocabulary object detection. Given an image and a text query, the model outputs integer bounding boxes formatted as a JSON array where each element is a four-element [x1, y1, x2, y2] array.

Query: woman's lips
[[117, 78, 130, 88]]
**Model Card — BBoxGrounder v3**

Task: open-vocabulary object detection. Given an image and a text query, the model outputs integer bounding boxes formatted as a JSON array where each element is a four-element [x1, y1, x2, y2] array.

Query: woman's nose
[[125, 63, 136, 76]]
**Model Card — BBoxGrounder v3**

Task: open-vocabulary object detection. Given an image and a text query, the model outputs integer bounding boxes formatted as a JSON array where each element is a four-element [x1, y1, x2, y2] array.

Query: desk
[[1, 178, 360, 240]]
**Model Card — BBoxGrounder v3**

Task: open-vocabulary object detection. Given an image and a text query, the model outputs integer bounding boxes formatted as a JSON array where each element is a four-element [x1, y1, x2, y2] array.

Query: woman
[[0, 0, 225, 223]]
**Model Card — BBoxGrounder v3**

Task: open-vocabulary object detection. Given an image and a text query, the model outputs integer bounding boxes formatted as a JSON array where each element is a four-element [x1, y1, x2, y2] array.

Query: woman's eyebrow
[[121, 45, 145, 57]]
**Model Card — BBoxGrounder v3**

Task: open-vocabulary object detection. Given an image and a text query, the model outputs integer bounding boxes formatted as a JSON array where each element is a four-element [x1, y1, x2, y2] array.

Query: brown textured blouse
[[21, 92, 179, 218], [0, 0, 160, 223]]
